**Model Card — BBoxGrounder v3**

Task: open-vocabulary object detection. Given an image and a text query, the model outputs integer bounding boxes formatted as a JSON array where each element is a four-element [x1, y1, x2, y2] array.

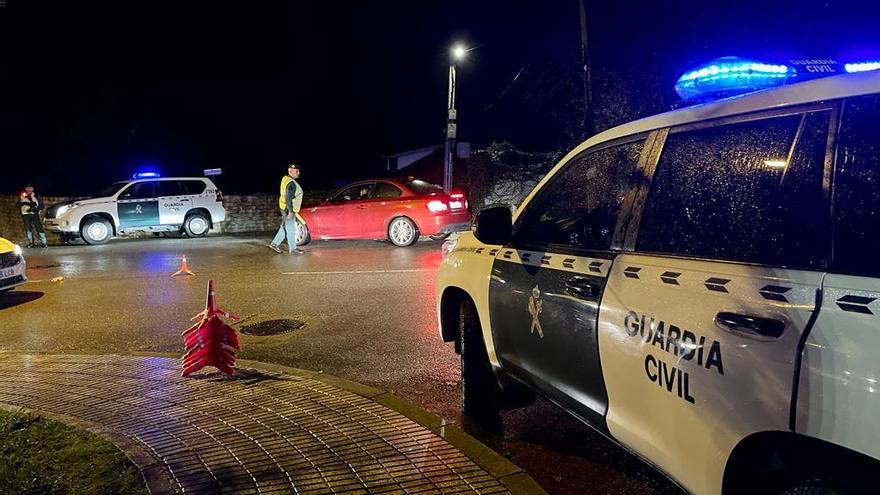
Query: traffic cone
[[171, 254, 195, 277], [188, 279, 239, 322], [181, 280, 241, 377]]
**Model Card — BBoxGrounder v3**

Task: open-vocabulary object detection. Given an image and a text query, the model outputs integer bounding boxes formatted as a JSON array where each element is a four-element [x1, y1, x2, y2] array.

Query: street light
[[444, 43, 468, 193]]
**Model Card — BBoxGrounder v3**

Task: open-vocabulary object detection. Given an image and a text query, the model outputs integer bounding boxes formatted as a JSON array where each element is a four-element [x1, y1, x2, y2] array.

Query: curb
[[0, 351, 547, 495]]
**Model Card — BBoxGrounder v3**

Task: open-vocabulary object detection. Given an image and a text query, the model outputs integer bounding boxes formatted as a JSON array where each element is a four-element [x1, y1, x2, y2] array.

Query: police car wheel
[[459, 300, 502, 426], [59, 232, 76, 244], [388, 217, 419, 247], [81, 218, 112, 245], [296, 222, 311, 246], [184, 214, 210, 238]]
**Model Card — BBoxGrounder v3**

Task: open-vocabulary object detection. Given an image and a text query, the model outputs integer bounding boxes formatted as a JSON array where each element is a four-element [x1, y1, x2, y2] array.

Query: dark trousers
[[22, 214, 46, 247]]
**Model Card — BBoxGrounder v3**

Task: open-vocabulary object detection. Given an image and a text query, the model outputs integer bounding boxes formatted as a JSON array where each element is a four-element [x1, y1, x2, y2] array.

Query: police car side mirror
[[474, 206, 512, 245]]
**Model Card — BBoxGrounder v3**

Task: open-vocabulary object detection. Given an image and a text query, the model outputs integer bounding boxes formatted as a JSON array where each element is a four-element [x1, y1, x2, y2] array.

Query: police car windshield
[[96, 181, 129, 198], [408, 179, 442, 195]]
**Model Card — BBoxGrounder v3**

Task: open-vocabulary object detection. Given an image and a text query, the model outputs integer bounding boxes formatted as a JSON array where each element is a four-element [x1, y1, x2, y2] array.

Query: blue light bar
[[845, 61, 880, 73], [133, 172, 160, 179], [675, 56, 794, 101]]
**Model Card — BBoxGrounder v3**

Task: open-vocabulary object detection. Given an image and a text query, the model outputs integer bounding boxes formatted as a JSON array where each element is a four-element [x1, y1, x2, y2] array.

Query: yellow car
[[0, 237, 27, 293]]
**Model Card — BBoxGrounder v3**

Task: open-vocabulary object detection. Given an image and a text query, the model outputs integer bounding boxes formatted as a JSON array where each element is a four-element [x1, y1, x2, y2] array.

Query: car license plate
[[0, 267, 15, 279], [450, 201, 463, 209]]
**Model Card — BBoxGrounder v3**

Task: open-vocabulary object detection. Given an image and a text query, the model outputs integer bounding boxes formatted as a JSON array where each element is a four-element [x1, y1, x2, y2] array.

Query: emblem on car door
[[135, 204, 143, 215], [528, 285, 544, 338]]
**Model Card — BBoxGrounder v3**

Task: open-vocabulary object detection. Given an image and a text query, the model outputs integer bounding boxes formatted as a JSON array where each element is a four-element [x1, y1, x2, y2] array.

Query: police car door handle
[[714, 312, 785, 339], [180, 198, 190, 202], [565, 277, 599, 299]]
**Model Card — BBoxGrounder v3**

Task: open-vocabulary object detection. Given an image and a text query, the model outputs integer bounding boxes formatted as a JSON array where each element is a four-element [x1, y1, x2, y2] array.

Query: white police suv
[[437, 58, 880, 494], [44, 173, 226, 245]]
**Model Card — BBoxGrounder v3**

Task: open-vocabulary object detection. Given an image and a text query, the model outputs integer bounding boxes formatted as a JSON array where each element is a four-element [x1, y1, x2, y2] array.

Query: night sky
[[2, 0, 879, 195]]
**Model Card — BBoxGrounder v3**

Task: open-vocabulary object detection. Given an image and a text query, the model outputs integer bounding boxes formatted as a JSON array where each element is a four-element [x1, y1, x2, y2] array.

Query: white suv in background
[[44, 176, 226, 245]]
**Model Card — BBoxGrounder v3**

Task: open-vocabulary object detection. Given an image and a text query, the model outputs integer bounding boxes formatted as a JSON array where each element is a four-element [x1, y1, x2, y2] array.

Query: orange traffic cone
[[171, 255, 195, 277]]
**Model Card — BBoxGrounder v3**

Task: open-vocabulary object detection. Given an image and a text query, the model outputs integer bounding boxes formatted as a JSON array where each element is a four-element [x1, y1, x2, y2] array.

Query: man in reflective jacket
[[19, 184, 47, 248], [269, 163, 304, 255]]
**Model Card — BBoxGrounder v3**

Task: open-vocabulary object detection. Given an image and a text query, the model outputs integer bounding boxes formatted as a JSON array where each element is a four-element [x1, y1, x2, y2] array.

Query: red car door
[[316, 183, 374, 238], [361, 181, 407, 238]]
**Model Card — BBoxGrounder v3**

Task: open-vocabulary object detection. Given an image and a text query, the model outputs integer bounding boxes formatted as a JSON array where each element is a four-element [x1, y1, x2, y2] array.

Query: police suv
[[44, 174, 226, 245], [437, 58, 880, 494]]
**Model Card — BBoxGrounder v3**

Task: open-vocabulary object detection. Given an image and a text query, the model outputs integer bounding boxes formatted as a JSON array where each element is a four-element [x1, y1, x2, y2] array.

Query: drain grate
[[240, 319, 304, 336]]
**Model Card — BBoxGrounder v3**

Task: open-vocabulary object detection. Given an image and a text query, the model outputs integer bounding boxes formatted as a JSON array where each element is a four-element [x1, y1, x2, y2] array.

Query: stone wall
[[0, 191, 330, 244]]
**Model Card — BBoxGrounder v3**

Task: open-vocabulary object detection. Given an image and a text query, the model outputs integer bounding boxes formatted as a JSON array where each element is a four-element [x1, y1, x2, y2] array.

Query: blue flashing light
[[675, 56, 794, 102], [133, 171, 161, 179], [845, 61, 880, 73]]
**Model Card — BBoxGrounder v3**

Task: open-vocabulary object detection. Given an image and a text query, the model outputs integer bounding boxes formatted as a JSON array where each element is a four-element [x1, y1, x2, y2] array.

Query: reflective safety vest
[[278, 175, 303, 212]]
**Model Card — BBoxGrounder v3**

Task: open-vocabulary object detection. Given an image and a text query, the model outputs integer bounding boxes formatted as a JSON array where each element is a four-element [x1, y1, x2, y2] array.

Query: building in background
[[384, 143, 470, 186]]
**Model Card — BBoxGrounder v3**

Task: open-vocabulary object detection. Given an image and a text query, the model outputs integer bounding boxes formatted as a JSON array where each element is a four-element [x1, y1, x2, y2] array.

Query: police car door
[[599, 108, 834, 494], [156, 180, 187, 225], [117, 181, 160, 229], [488, 137, 645, 428], [796, 94, 880, 463]]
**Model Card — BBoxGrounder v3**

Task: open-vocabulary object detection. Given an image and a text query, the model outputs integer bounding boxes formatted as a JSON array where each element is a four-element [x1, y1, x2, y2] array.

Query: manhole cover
[[240, 319, 304, 336]]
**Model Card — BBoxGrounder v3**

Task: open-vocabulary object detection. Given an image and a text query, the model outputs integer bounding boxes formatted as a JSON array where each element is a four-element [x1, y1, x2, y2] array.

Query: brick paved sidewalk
[[0, 353, 543, 495]]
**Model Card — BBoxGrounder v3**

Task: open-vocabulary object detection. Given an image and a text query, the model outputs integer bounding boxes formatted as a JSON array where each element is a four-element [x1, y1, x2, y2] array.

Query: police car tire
[[459, 300, 502, 425], [59, 232, 76, 244], [81, 218, 112, 245], [184, 213, 210, 238]]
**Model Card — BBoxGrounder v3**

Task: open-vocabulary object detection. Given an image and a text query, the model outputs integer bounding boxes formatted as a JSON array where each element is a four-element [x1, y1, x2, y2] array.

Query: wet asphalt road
[[0, 234, 681, 495]]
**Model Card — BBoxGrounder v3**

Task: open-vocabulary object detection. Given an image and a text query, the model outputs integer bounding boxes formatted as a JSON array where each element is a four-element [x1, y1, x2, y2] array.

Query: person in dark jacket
[[19, 184, 47, 248]]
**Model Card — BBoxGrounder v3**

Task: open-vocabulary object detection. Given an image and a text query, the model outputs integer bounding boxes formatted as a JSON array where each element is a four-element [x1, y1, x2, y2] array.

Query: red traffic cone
[[171, 254, 195, 277], [188, 279, 240, 323], [181, 280, 241, 377]]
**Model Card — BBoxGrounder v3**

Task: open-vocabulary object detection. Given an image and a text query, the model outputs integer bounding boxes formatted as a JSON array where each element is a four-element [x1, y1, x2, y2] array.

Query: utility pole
[[443, 63, 457, 193], [578, 0, 592, 138], [444, 44, 467, 193]]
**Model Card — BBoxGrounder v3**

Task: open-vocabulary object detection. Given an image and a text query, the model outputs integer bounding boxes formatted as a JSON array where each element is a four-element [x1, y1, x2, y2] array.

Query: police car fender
[[436, 231, 503, 366], [52, 199, 119, 232]]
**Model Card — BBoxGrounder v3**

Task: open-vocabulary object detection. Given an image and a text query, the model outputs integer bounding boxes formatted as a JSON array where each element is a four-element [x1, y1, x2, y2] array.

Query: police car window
[[637, 112, 830, 269], [513, 140, 644, 250], [180, 180, 207, 195], [156, 181, 183, 197], [120, 181, 156, 200], [833, 95, 880, 276], [372, 182, 402, 199]]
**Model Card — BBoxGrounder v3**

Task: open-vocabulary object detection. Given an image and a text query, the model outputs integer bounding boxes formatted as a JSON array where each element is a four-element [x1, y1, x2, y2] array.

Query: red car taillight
[[426, 200, 449, 213], [448, 191, 467, 211]]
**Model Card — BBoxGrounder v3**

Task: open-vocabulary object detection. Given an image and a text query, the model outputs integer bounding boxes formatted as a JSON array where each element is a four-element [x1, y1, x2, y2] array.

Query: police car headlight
[[13, 244, 22, 256], [55, 203, 79, 217]]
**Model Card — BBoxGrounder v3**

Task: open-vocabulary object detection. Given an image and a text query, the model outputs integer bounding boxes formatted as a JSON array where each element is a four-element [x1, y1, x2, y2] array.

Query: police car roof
[[573, 70, 880, 156], [126, 177, 210, 182]]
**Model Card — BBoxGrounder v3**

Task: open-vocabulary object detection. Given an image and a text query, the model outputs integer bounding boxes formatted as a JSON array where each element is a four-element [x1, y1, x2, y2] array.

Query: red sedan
[[297, 178, 470, 247]]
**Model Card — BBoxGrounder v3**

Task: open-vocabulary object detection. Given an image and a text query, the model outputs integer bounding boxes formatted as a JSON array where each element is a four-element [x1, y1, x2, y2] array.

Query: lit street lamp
[[443, 43, 468, 193]]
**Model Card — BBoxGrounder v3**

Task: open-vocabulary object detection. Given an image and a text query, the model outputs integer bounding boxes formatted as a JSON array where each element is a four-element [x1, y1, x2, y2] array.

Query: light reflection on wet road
[[0, 234, 680, 495]]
